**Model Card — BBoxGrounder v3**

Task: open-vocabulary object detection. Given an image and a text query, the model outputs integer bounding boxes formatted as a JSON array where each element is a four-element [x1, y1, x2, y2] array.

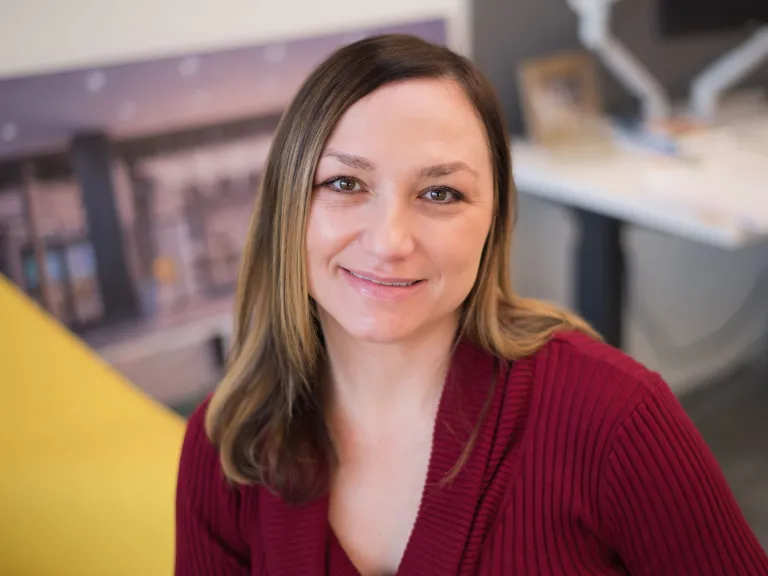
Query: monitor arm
[[690, 25, 768, 119], [566, 0, 672, 121]]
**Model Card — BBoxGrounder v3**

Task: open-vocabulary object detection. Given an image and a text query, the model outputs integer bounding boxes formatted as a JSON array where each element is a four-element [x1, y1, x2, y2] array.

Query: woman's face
[[306, 78, 495, 345]]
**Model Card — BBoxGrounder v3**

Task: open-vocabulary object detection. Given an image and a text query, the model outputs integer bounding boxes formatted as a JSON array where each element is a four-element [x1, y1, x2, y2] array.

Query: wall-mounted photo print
[[0, 18, 447, 407]]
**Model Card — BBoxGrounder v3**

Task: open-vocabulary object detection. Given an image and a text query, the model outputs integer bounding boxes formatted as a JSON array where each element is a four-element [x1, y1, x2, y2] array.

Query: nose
[[361, 194, 415, 261]]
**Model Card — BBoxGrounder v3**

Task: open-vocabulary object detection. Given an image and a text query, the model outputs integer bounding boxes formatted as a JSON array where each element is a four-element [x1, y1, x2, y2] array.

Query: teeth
[[350, 271, 418, 287]]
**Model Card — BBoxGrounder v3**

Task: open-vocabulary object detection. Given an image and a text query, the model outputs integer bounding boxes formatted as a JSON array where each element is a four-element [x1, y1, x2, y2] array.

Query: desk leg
[[573, 209, 625, 349], [209, 334, 227, 372]]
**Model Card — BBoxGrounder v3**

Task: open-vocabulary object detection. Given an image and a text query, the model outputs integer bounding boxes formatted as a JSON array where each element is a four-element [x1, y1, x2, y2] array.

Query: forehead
[[323, 78, 491, 169]]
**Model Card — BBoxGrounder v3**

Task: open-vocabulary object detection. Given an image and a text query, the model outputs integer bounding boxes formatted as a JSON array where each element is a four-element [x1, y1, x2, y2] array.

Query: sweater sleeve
[[175, 400, 251, 576], [598, 377, 768, 575]]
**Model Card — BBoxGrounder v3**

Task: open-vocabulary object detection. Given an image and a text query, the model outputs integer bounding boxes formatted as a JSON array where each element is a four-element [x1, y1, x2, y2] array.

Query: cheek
[[306, 203, 333, 250], [308, 193, 361, 236], [305, 203, 353, 286], [431, 216, 490, 290]]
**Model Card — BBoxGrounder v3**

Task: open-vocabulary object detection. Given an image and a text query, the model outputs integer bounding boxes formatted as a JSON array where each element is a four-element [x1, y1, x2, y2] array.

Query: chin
[[338, 315, 421, 345]]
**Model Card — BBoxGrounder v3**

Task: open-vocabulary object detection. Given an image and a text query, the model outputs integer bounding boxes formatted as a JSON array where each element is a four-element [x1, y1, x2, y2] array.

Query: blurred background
[[1, 0, 766, 573], [0, 17, 446, 411]]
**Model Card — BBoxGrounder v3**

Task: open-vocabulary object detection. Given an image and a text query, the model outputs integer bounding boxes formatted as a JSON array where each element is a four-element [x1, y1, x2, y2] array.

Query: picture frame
[[518, 51, 603, 146]]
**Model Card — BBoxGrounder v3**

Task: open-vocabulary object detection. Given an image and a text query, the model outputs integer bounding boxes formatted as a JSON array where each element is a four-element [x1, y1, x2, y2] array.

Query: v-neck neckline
[[259, 339, 502, 576]]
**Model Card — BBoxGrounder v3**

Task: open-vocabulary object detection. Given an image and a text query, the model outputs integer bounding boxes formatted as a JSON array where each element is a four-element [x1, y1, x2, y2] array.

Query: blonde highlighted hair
[[205, 34, 597, 503]]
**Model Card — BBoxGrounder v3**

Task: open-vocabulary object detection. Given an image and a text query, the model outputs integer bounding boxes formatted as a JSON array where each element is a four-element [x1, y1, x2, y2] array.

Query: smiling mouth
[[343, 268, 424, 287]]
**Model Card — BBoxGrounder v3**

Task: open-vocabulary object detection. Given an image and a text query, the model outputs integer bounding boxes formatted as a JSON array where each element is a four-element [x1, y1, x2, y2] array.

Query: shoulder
[[537, 330, 657, 382], [530, 329, 663, 399], [176, 395, 255, 543], [176, 397, 257, 562], [511, 330, 672, 446], [179, 395, 217, 475], [177, 395, 243, 509]]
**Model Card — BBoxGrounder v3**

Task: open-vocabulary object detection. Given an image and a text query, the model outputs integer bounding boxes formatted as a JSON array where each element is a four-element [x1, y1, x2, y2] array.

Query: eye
[[324, 176, 361, 193], [421, 187, 464, 204]]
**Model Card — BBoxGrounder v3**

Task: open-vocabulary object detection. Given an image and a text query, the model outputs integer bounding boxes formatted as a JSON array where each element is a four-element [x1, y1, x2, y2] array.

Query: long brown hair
[[205, 34, 597, 503]]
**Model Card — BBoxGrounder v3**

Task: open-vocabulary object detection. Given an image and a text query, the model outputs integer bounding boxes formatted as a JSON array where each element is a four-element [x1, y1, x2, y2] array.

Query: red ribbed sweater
[[175, 332, 768, 575]]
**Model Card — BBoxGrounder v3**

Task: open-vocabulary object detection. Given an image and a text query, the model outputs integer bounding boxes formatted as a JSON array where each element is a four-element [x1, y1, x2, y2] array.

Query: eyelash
[[319, 176, 466, 204]]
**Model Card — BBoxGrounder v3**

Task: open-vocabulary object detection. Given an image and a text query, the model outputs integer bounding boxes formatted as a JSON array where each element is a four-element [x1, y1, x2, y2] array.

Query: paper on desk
[[641, 121, 768, 233]]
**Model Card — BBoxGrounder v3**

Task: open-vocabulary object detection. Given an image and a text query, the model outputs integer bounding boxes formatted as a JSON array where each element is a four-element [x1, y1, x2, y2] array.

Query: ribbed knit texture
[[175, 331, 768, 575]]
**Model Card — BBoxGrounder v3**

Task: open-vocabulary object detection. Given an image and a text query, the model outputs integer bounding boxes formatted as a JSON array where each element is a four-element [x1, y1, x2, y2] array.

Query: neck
[[321, 314, 459, 428]]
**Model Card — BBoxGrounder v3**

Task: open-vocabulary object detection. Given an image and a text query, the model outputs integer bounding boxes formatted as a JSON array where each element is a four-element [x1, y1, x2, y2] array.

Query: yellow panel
[[0, 275, 186, 576]]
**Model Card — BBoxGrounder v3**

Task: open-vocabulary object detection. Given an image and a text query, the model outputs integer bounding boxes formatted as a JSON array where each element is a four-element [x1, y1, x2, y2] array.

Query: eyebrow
[[322, 150, 375, 171], [421, 161, 479, 179], [322, 149, 479, 179]]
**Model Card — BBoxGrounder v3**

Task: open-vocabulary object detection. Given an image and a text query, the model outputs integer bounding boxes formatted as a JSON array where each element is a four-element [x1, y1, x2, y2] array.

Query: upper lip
[[343, 268, 423, 284]]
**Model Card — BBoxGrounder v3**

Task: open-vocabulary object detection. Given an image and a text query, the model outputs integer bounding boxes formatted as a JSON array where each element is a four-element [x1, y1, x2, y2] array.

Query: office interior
[[1, 0, 766, 573]]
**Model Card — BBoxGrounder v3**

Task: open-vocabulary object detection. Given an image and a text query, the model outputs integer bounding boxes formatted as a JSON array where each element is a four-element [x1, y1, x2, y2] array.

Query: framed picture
[[518, 52, 602, 145]]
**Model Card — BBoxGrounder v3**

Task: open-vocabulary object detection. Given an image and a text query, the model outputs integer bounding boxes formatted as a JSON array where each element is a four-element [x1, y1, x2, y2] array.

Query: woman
[[175, 35, 768, 575]]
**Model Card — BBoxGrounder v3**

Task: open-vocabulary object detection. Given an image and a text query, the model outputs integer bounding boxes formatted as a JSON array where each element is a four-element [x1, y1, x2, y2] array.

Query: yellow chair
[[0, 276, 186, 576]]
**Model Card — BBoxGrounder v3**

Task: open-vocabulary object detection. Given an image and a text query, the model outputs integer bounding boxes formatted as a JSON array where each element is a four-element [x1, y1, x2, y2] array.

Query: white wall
[[0, 0, 471, 79]]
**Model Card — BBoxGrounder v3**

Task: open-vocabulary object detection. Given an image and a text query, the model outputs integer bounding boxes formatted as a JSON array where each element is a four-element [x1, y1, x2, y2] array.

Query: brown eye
[[428, 189, 448, 202], [327, 177, 360, 192], [422, 187, 462, 203]]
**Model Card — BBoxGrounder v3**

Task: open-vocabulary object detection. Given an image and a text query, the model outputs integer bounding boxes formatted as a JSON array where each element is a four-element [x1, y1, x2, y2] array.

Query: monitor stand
[[690, 26, 768, 120]]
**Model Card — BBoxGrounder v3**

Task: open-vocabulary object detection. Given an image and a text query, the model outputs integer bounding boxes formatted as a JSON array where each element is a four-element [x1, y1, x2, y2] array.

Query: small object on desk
[[518, 51, 604, 146], [610, 114, 705, 163]]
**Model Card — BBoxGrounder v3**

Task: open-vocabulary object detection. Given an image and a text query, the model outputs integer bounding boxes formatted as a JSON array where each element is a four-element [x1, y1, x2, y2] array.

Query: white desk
[[511, 116, 768, 347]]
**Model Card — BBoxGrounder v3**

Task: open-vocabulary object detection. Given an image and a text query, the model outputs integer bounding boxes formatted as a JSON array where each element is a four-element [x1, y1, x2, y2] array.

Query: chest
[[328, 428, 433, 576], [254, 396, 625, 576], [257, 468, 621, 576]]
